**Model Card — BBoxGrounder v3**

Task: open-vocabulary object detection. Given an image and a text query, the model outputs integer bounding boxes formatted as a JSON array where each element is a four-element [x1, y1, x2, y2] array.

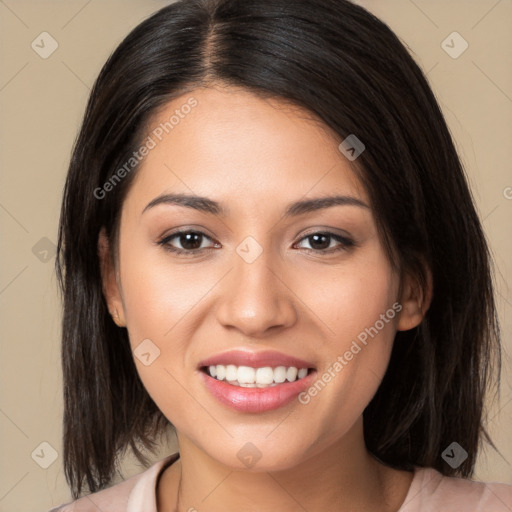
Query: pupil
[[181, 232, 201, 250], [310, 234, 329, 250]]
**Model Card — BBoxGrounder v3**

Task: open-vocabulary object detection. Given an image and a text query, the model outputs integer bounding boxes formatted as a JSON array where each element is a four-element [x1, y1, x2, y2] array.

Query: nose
[[214, 246, 298, 338]]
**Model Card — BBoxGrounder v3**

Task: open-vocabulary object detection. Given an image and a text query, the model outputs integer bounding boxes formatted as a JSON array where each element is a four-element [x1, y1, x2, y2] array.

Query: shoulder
[[47, 453, 179, 512], [399, 466, 512, 511]]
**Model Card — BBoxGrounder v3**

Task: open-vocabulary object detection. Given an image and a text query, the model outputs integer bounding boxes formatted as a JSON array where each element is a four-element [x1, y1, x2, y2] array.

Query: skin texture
[[98, 84, 432, 512]]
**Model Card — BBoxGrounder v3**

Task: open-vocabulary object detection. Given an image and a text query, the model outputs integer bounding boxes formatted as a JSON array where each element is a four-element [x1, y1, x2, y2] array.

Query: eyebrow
[[142, 192, 369, 218]]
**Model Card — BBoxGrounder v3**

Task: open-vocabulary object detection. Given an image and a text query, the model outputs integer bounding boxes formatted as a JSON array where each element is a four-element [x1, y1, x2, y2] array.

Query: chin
[[205, 439, 311, 473]]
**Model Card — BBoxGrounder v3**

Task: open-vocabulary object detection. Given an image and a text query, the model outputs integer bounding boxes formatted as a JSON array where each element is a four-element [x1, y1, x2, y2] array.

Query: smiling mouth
[[200, 364, 315, 388]]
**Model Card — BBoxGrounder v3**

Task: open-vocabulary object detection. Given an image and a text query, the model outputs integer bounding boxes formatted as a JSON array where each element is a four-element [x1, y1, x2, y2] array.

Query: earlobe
[[98, 227, 126, 327], [396, 264, 433, 332]]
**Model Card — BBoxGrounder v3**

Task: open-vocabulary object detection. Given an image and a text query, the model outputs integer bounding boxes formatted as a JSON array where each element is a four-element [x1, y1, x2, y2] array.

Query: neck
[[157, 418, 412, 512]]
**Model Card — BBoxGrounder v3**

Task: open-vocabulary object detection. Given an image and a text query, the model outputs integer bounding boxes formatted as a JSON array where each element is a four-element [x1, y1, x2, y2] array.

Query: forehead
[[124, 85, 368, 214]]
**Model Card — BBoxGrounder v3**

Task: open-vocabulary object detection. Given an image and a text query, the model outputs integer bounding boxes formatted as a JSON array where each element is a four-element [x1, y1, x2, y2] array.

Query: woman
[[50, 0, 512, 510]]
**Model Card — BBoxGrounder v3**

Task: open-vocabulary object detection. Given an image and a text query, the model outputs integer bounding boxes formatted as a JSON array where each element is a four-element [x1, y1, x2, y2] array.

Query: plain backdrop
[[0, 1, 511, 510]]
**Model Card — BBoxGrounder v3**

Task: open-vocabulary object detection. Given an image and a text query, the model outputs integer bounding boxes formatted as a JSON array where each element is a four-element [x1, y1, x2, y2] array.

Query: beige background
[[0, 0, 511, 510]]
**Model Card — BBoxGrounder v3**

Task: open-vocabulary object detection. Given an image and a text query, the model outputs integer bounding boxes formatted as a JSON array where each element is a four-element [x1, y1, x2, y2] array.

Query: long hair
[[55, 0, 501, 499]]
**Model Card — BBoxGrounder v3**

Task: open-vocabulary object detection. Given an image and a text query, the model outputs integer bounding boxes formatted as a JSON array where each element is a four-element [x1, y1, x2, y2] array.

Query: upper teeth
[[208, 365, 309, 387]]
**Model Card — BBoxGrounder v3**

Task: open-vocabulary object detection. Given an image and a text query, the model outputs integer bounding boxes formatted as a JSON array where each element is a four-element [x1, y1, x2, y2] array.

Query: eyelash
[[157, 229, 356, 257]]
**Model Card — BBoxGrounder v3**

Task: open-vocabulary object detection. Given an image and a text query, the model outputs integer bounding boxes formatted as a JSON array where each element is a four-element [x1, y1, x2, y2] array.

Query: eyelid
[[299, 226, 354, 241]]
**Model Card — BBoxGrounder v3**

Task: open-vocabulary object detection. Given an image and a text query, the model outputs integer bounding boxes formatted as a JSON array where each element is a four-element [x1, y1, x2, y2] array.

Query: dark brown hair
[[55, 0, 502, 499]]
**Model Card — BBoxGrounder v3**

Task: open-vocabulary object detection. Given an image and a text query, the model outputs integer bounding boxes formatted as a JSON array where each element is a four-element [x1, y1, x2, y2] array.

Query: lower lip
[[199, 369, 317, 413]]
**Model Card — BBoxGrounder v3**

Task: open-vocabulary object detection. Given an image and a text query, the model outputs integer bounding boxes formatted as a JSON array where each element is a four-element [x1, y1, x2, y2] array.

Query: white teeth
[[216, 365, 226, 381], [286, 367, 298, 381], [255, 367, 274, 384], [206, 364, 310, 386], [274, 366, 287, 383], [225, 364, 238, 381], [237, 366, 255, 384]]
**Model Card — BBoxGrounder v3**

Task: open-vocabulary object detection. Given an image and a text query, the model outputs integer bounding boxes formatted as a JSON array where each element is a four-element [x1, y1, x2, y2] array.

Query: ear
[[98, 227, 126, 328], [396, 263, 433, 332]]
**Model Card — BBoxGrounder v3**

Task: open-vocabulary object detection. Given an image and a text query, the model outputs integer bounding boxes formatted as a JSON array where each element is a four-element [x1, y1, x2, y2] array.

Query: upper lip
[[198, 349, 316, 370]]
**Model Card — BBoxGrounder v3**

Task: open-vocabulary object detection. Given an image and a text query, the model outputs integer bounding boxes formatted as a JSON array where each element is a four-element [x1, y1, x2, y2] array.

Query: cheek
[[115, 238, 239, 427], [295, 244, 398, 349], [118, 238, 210, 348], [296, 248, 398, 427]]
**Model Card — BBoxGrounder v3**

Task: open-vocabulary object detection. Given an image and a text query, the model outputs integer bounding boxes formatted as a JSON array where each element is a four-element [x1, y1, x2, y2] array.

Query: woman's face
[[101, 85, 421, 471]]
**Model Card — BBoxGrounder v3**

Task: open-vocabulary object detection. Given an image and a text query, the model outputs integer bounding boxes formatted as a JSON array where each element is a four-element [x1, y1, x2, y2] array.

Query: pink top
[[49, 453, 512, 511]]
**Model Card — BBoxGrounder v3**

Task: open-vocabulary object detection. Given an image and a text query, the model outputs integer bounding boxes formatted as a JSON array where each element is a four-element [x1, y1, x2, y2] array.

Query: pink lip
[[197, 349, 315, 370], [199, 369, 317, 413]]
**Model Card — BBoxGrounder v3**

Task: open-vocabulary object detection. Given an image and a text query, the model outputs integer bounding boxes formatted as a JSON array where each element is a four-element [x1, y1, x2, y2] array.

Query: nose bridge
[[215, 234, 297, 335]]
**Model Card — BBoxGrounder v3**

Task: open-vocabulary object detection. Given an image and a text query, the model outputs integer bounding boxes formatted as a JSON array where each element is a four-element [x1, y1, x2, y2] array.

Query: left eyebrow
[[282, 195, 369, 218], [142, 192, 370, 217]]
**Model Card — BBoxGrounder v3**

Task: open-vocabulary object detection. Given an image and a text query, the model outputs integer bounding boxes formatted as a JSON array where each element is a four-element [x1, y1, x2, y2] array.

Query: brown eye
[[295, 232, 355, 254], [158, 230, 217, 255]]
